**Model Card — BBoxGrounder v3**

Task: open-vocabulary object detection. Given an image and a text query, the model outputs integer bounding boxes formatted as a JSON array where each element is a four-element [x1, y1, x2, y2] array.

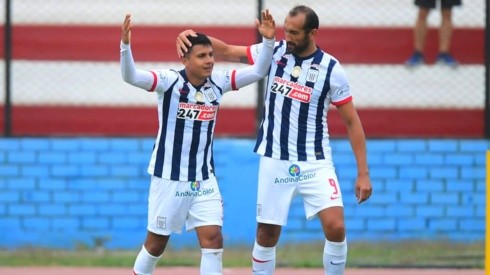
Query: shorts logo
[[275, 164, 315, 184], [289, 164, 301, 176], [175, 181, 214, 197], [190, 181, 201, 191], [157, 216, 166, 229]]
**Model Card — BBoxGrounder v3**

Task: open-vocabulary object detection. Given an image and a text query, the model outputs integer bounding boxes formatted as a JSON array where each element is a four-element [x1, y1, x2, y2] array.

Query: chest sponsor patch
[[271, 76, 313, 103], [177, 103, 217, 121]]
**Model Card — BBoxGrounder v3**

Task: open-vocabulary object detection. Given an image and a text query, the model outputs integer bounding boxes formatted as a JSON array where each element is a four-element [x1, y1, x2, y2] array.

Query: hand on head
[[177, 29, 197, 58]]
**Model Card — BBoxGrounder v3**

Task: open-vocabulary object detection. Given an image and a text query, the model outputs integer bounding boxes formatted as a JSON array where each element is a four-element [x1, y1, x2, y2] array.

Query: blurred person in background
[[177, 5, 372, 275], [121, 10, 275, 275], [405, 0, 462, 67]]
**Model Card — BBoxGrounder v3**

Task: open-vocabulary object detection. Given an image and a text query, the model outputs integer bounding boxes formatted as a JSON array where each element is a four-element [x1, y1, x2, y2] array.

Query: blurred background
[[0, 0, 488, 269]]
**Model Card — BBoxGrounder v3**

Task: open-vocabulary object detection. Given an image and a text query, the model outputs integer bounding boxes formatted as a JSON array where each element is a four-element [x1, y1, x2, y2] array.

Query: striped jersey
[[248, 40, 353, 161], [144, 69, 235, 181], [121, 37, 274, 182]]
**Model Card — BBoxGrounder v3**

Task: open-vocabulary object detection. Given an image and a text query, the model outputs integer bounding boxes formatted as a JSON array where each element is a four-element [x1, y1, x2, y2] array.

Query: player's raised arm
[[175, 13, 272, 64], [120, 14, 155, 90], [232, 9, 275, 89]]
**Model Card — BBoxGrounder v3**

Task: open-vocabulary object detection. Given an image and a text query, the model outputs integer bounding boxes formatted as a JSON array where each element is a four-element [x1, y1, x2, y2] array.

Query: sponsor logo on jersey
[[336, 84, 350, 96], [271, 76, 313, 103], [177, 103, 217, 121], [274, 164, 316, 184], [276, 60, 287, 68]]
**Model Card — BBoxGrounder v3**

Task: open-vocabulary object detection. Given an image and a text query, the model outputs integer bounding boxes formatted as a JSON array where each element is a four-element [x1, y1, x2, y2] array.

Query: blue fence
[[0, 138, 487, 250]]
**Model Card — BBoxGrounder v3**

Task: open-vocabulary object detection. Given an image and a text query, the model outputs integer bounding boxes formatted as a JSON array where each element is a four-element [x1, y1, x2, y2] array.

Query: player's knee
[[201, 231, 223, 249], [256, 224, 281, 246], [144, 233, 169, 256], [145, 242, 166, 257], [324, 221, 346, 241]]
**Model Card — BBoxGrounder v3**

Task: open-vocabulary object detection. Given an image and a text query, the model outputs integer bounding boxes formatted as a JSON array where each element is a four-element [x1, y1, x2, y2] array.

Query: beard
[[286, 39, 310, 55]]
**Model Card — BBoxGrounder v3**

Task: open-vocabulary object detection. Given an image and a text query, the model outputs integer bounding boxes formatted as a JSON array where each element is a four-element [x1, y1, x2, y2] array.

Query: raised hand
[[255, 9, 275, 40], [121, 14, 132, 44]]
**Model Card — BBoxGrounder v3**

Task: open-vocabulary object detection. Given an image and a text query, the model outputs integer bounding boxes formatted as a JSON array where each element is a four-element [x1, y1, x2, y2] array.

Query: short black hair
[[184, 33, 212, 57], [288, 5, 319, 33]]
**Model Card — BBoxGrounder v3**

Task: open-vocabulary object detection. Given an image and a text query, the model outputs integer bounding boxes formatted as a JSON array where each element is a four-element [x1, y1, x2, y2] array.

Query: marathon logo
[[177, 103, 217, 121], [271, 76, 313, 103]]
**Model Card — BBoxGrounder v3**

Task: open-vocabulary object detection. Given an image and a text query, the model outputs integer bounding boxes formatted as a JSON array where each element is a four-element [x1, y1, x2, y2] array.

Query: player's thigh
[[147, 176, 192, 235], [256, 156, 297, 226], [299, 162, 344, 220]]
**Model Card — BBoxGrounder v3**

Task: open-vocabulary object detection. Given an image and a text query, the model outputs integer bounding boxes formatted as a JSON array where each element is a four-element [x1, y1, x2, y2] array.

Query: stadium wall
[[0, 137, 487, 250], [0, 0, 486, 138]]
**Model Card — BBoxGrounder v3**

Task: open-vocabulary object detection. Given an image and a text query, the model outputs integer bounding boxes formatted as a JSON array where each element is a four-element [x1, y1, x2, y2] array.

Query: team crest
[[203, 87, 218, 102], [306, 68, 319, 83]]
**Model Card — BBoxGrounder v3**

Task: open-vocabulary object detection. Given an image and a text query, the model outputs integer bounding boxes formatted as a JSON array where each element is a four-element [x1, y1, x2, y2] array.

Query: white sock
[[252, 240, 276, 275], [133, 246, 161, 275], [200, 248, 223, 275], [323, 238, 347, 275]]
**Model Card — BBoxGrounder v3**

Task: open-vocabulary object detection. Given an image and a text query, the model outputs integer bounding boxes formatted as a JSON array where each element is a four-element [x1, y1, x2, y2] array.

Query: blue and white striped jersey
[[121, 37, 275, 181], [144, 69, 233, 181], [248, 40, 353, 161]]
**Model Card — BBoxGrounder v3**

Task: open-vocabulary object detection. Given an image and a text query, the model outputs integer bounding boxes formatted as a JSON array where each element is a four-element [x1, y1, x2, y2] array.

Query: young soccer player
[[121, 10, 275, 275]]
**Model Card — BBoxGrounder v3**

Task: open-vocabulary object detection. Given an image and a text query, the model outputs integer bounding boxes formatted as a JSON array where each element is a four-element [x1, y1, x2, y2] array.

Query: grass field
[[0, 241, 484, 269]]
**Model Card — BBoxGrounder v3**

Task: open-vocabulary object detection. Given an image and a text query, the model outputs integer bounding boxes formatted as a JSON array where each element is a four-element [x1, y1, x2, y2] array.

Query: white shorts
[[147, 176, 223, 235], [256, 156, 343, 226]]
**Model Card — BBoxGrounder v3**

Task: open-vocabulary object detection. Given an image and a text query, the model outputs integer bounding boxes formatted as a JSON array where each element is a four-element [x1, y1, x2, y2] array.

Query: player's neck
[[295, 43, 317, 58], [185, 73, 207, 87]]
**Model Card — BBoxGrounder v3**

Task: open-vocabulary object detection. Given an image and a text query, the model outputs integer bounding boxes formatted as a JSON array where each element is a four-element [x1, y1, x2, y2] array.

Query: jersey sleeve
[[329, 62, 353, 106], [225, 37, 274, 91], [120, 41, 174, 92], [247, 40, 280, 65]]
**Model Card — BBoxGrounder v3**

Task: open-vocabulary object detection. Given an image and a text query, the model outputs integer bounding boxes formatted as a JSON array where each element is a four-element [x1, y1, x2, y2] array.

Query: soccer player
[[121, 10, 275, 275], [177, 5, 372, 275]]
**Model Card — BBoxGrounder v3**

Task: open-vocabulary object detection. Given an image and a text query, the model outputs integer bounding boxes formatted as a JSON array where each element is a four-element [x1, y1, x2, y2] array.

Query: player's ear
[[181, 50, 190, 65], [309, 29, 318, 39]]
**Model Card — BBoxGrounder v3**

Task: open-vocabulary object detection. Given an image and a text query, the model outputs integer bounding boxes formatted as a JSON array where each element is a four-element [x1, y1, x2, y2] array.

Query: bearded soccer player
[[177, 5, 372, 275], [121, 10, 275, 275]]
